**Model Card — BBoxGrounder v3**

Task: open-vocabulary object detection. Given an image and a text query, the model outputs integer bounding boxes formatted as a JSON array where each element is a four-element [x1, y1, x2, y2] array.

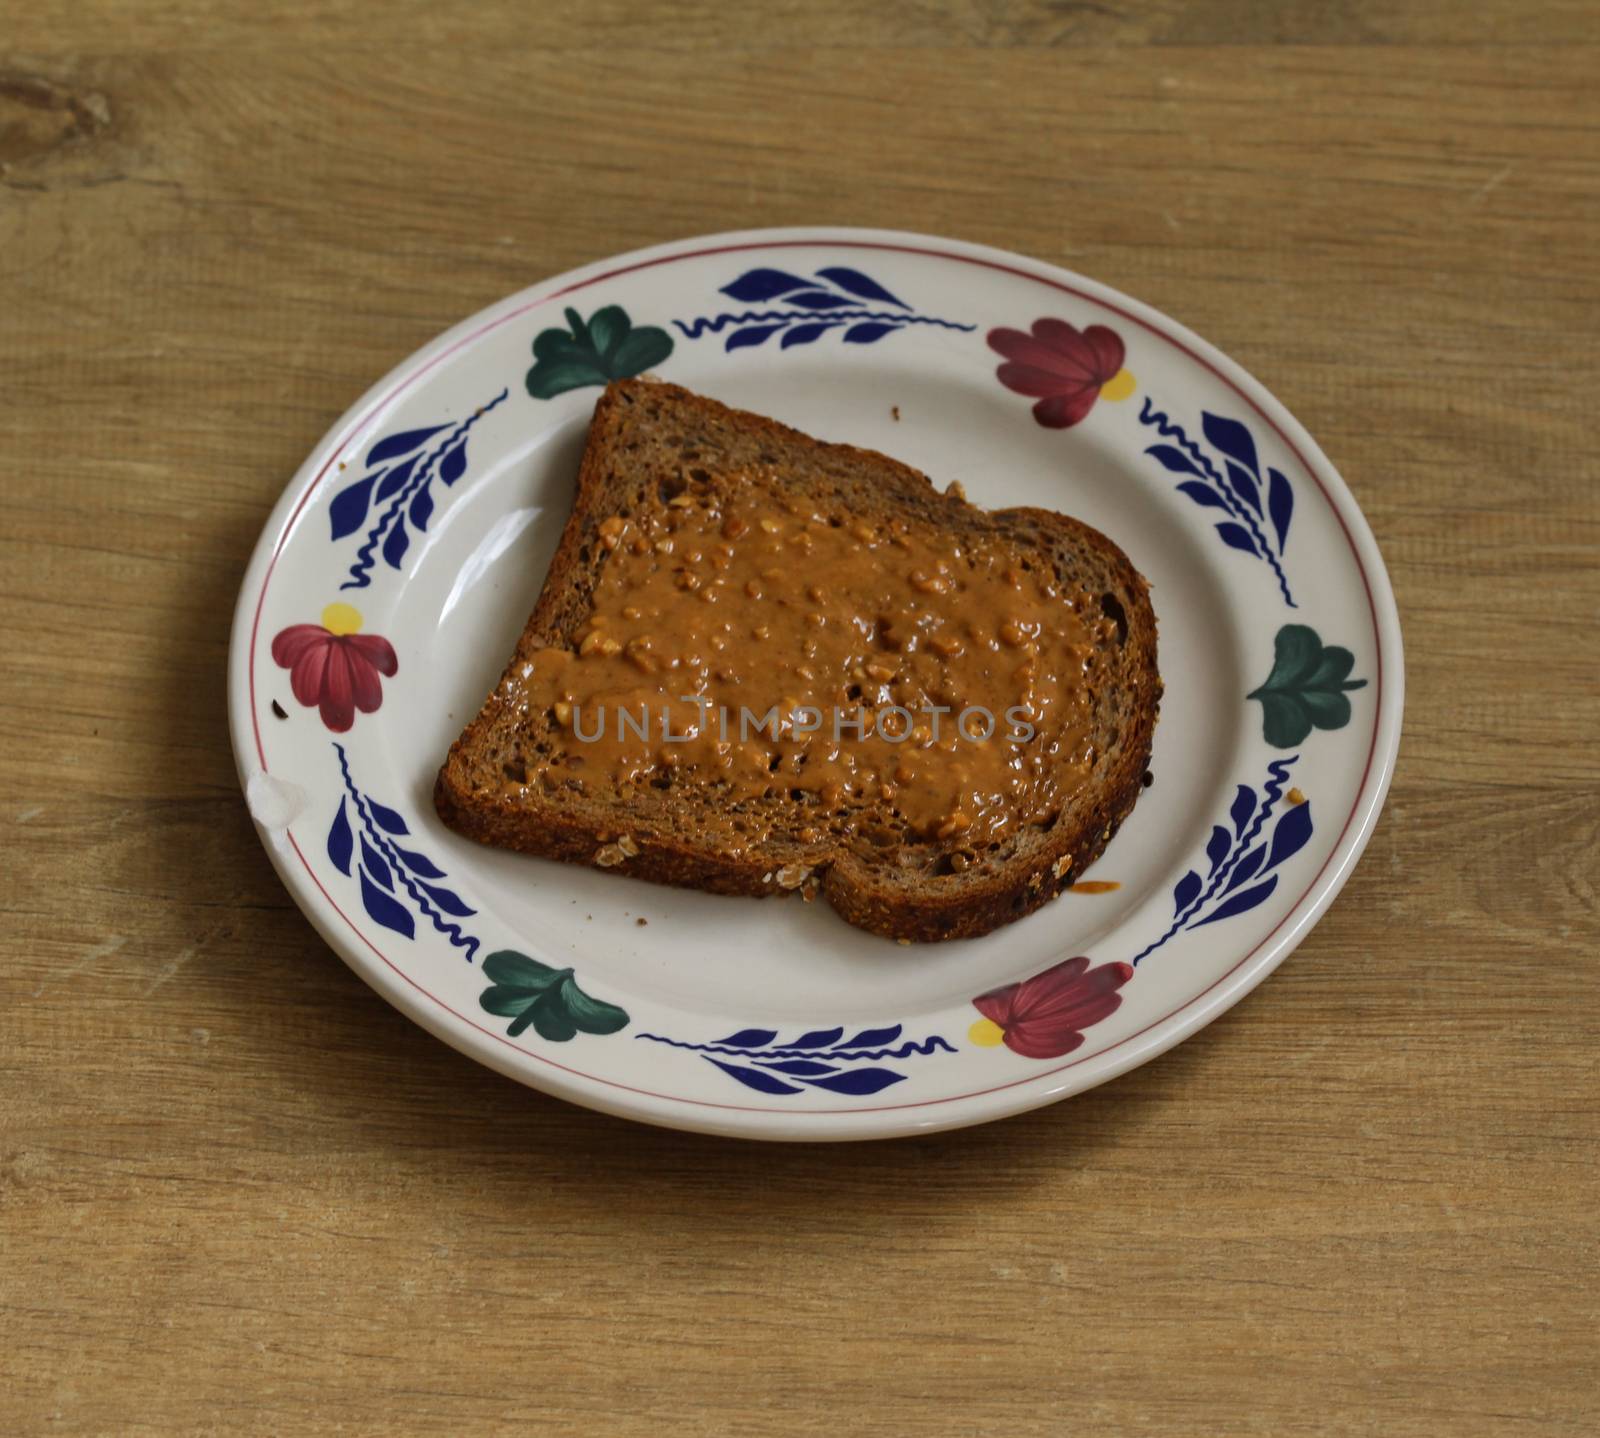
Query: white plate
[[228, 228, 1402, 1141]]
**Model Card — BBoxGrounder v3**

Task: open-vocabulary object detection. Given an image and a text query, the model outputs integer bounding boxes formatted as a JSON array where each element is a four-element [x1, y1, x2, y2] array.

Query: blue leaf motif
[[1178, 480, 1229, 510], [1202, 413, 1260, 478], [409, 485, 434, 532], [1194, 875, 1279, 928], [368, 802, 410, 836], [844, 322, 898, 344], [791, 1027, 845, 1050], [1216, 522, 1257, 555], [366, 424, 447, 466], [421, 881, 474, 917], [329, 477, 377, 541], [1224, 843, 1266, 894], [327, 798, 354, 875], [375, 455, 418, 503], [1268, 801, 1314, 872], [336, 394, 507, 591], [1230, 786, 1256, 836], [1268, 468, 1293, 552], [815, 266, 907, 308], [759, 1059, 840, 1077], [1137, 398, 1298, 607], [393, 846, 445, 879], [360, 868, 416, 938], [1205, 825, 1231, 875], [634, 1022, 956, 1099], [706, 1058, 801, 1094], [720, 269, 812, 303], [331, 742, 483, 963], [803, 1069, 906, 1096], [1128, 755, 1306, 968], [726, 325, 785, 351], [781, 322, 837, 349], [713, 1028, 778, 1048], [839, 1025, 903, 1049], [1146, 445, 1202, 477], [1225, 461, 1262, 516], [382, 521, 409, 570], [360, 836, 393, 890]]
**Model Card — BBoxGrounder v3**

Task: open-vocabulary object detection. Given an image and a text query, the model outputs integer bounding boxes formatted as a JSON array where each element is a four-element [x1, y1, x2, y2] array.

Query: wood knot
[[0, 72, 112, 170]]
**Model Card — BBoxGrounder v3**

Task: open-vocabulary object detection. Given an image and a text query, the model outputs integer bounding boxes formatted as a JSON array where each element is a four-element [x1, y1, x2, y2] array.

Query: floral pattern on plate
[[271, 604, 397, 732]]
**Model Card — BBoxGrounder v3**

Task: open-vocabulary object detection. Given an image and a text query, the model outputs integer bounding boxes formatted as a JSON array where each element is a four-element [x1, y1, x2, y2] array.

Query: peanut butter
[[511, 479, 1111, 847]]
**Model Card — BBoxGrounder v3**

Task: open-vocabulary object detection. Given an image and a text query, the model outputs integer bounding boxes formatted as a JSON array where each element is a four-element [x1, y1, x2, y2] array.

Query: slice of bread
[[435, 379, 1159, 942]]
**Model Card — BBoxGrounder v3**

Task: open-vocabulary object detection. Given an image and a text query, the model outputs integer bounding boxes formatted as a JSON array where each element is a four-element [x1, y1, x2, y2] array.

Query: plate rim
[[228, 225, 1404, 1140]]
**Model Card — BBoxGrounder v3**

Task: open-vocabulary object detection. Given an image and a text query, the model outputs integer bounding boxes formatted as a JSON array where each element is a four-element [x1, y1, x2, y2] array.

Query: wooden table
[[4, 4, 1596, 1432]]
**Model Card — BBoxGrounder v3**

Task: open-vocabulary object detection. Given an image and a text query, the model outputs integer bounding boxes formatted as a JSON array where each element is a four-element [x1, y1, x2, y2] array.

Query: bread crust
[[436, 380, 1160, 942]]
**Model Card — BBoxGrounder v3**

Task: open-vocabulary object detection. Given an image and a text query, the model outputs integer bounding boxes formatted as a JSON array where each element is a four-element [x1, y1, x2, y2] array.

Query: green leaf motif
[[479, 950, 630, 1041], [526, 305, 674, 400], [1248, 624, 1369, 748]]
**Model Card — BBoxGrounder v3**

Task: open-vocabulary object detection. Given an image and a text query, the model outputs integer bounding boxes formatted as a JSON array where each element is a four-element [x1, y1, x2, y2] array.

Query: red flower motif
[[987, 319, 1132, 428], [971, 956, 1133, 1059], [271, 603, 397, 733]]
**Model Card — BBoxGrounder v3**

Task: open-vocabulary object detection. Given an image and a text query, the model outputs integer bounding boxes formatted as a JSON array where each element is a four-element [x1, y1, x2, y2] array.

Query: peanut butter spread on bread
[[507, 477, 1110, 846]]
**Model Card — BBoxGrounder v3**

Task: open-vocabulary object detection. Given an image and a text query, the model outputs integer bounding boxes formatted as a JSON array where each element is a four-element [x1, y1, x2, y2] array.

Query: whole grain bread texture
[[435, 379, 1160, 942]]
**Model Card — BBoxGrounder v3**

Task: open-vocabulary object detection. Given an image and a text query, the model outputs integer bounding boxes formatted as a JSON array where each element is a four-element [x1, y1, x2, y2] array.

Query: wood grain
[[2, 3, 1596, 1433]]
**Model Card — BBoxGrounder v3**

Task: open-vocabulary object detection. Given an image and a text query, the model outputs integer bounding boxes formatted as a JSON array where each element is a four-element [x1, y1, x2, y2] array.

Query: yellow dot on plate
[[1099, 368, 1136, 402], [320, 602, 363, 636], [968, 1018, 1006, 1047]]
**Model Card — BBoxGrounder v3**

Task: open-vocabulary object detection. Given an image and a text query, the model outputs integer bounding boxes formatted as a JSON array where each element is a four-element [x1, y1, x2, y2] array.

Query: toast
[[435, 379, 1159, 942]]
